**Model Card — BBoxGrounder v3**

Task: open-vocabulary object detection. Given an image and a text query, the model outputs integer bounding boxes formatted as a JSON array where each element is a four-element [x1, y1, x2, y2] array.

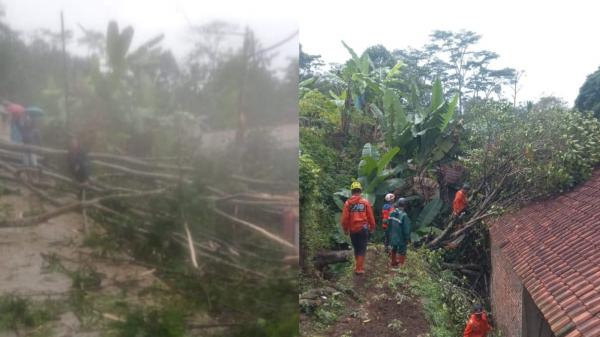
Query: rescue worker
[[341, 181, 376, 275], [387, 197, 411, 268], [463, 304, 492, 337], [381, 193, 395, 253], [453, 182, 470, 217]]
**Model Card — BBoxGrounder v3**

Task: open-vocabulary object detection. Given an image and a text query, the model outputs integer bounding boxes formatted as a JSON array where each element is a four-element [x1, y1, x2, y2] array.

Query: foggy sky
[[2, 0, 298, 72]]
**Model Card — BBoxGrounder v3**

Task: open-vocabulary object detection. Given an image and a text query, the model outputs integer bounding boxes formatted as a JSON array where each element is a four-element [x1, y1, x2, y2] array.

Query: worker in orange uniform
[[341, 181, 376, 275], [381, 193, 395, 253], [453, 182, 470, 217], [463, 304, 492, 337]]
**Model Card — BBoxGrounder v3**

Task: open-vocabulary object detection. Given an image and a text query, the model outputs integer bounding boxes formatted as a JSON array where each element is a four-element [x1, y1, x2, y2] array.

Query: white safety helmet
[[384, 193, 395, 202]]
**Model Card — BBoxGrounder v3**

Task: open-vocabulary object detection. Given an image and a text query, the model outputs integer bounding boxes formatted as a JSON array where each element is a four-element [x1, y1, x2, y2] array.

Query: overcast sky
[[1, 0, 297, 72], [299, 0, 600, 105], [3, 0, 599, 104]]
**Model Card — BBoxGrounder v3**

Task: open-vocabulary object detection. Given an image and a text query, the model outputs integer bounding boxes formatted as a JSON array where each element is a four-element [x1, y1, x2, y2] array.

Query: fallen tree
[[312, 250, 352, 270], [0, 141, 299, 277]]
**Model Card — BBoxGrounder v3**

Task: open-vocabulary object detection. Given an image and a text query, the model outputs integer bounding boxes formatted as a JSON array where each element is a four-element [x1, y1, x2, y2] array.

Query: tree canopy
[[576, 66, 600, 118]]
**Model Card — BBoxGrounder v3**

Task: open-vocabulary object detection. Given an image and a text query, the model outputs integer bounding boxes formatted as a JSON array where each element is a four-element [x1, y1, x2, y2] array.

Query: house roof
[[491, 170, 600, 337]]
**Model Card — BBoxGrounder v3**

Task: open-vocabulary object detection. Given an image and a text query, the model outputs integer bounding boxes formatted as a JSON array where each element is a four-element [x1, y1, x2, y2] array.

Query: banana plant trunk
[[341, 89, 352, 137]]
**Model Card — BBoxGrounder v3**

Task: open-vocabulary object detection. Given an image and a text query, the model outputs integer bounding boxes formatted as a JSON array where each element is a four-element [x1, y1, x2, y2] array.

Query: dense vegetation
[[299, 30, 600, 335]]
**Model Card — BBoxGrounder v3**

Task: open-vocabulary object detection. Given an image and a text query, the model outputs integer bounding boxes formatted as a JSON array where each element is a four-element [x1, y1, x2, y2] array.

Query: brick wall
[[491, 234, 523, 337]]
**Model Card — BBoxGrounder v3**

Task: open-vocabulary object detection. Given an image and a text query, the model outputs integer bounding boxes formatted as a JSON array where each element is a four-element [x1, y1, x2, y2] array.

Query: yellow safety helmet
[[350, 181, 362, 191]]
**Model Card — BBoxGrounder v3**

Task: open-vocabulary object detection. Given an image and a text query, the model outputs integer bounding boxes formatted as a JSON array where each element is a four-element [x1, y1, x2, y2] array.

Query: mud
[[0, 191, 158, 336]]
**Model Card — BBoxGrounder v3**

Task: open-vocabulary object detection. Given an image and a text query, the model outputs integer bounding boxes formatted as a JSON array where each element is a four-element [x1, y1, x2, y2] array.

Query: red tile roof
[[491, 170, 600, 337]]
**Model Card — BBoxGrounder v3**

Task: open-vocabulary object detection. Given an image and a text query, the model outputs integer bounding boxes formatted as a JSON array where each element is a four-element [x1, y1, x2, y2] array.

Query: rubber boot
[[390, 251, 399, 269], [398, 255, 406, 266], [390, 251, 398, 267], [355, 255, 365, 274]]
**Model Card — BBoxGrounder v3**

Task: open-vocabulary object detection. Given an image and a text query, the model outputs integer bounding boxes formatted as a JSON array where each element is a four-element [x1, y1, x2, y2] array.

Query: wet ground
[[0, 191, 159, 336]]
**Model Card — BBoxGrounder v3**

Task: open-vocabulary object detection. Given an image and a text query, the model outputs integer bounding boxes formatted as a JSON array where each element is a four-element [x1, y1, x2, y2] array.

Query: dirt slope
[[327, 246, 429, 337], [0, 190, 159, 337]]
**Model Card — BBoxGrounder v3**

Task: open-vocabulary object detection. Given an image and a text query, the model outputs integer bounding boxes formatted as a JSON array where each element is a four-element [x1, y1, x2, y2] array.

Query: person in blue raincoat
[[386, 198, 411, 268]]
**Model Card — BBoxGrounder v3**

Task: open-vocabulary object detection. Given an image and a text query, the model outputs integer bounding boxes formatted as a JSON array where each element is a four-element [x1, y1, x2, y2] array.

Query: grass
[[108, 306, 187, 337], [403, 248, 476, 337], [0, 295, 61, 336]]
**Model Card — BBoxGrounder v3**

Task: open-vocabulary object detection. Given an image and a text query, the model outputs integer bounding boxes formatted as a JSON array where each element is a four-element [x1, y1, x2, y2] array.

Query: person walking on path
[[387, 197, 411, 269], [463, 304, 492, 337], [341, 181, 376, 275], [381, 193, 395, 253]]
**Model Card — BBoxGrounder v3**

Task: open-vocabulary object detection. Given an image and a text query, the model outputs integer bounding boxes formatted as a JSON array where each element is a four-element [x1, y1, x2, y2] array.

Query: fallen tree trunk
[[92, 160, 190, 183], [212, 207, 296, 252], [313, 250, 352, 269], [442, 262, 481, 270], [0, 141, 193, 173], [0, 188, 167, 227]]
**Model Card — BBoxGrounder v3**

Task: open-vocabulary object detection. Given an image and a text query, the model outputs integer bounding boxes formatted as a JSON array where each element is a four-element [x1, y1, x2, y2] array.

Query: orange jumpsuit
[[341, 195, 376, 234], [463, 313, 492, 337], [341, 194, 376, 273], [453, 189, 468, 215]]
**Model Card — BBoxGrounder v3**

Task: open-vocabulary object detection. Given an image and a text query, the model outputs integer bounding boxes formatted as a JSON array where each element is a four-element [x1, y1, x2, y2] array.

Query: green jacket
[[387, 208, 411, 247]]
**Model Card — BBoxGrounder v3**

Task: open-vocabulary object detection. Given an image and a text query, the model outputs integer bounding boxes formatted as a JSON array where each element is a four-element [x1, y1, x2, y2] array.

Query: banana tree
[[333, 143, 404, 209], [105, 21, 164, 79], [389, 79, 461, 175], [326, 42, 383, 136]]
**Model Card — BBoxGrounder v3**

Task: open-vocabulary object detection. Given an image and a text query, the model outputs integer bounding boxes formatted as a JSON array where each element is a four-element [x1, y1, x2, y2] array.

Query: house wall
[[491, 234, 524, 337], [523, 288, 556, 337]]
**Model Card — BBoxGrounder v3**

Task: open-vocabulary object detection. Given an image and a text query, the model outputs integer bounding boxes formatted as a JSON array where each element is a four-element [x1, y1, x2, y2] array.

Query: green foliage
[[414, 197, 443, 230], [299, 154, 329, 272], [106, 21, 135, 76], [576, 66, 600, 118], [406, 249, 478, 337], [111, 307, 186, 337], [300, 89, 340, 127], [0, 295, 58, 333], [300, 44, 324, 81], [333, 143, 402, 209], [71, 265, 104, 291], [388, 79, 461, 173], [464, 100, 600, 200]]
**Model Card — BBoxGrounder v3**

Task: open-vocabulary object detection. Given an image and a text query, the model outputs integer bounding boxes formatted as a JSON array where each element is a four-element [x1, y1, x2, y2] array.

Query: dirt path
[[0, 189, 159, 337], [323, 246, 430, 337]]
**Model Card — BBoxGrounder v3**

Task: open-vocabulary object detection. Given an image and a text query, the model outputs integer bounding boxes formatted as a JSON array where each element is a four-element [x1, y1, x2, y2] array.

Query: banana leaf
[[430, 79, 444, 113], [414, 198, 443, 229], [375, 178, 405, 195], [358, 157, 378, 177], [376, 147, 400, 174]]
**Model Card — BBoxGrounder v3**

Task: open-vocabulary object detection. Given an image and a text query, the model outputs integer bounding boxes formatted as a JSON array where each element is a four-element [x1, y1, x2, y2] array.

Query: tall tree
[[299, 44, 324, 81], [364, 44, 395, 69], [576, 67, 600, 118], [510, 70, 525, 109], [428, 30, 480, 113], [425, 30, 516, 113]]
